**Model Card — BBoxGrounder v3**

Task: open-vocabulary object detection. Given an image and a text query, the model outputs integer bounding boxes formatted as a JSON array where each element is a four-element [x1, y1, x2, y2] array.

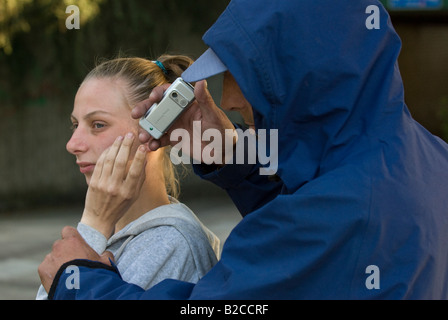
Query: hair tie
[[153, 60, 168, 75]]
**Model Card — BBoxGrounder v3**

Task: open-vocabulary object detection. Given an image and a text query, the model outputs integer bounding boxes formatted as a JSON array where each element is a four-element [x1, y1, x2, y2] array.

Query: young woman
[[36, 55, 220, 299]]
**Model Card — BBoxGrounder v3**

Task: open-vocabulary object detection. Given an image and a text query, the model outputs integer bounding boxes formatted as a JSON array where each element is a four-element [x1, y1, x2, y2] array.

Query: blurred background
[[0, 0, 447, 299], [0, 0, 232, 211]]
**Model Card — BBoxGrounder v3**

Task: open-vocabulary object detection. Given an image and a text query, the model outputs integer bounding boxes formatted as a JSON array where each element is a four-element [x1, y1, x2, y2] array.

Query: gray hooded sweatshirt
[[36, 197, 220, 299]]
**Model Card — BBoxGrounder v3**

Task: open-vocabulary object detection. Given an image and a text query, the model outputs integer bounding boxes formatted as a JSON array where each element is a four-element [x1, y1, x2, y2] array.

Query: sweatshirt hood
[[109, 197, 221, 260], [202, 0, 407, 192]]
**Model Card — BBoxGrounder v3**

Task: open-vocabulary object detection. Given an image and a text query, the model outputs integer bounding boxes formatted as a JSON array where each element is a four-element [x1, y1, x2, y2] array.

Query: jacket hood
[[203, 0, 407, 192]]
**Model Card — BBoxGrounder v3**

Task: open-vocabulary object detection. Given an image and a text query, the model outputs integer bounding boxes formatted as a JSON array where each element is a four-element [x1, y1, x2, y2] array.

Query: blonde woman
[[36, 55, 220, 299]]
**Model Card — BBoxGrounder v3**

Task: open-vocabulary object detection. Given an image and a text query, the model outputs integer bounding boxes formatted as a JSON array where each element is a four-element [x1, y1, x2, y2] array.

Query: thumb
[[100, 251, 115, 266]]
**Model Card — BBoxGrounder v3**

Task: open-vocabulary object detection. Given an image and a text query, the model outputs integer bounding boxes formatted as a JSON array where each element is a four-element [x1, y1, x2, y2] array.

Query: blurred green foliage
[[0, 0, 229, 109]]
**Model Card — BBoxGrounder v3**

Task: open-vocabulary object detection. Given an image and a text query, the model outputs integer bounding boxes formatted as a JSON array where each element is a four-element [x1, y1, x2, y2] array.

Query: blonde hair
[[83, 54, 193, 198]]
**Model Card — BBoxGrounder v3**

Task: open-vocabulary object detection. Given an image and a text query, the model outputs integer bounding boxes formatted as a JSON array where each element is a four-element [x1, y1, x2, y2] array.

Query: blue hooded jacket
[[49, 0, 448, 299]]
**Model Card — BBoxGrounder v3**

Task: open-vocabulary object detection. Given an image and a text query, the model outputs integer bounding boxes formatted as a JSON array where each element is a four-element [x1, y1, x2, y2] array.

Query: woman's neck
[[114, 167, 171, 234]]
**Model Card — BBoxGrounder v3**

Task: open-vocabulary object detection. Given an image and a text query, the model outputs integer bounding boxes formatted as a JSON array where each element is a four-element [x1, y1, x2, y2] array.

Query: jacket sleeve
[[193, 162, 282, 216], [49, 260, 194, 300]]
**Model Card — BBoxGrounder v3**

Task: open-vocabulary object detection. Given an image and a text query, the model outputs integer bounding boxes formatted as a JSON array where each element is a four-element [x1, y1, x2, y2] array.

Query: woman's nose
[[66, 129, 88, 155]]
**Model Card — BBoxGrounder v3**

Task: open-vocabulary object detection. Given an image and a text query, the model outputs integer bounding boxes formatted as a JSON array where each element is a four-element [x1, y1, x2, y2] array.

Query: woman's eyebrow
[[83, 110, 113, 120], [70, 110, 113, 122]]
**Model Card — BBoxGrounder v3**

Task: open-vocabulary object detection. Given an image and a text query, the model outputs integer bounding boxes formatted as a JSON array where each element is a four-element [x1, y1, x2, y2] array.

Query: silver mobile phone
[[139, 78, 195, 139]]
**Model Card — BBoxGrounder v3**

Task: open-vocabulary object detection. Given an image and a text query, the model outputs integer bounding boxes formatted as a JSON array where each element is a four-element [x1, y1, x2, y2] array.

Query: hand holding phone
[[139, 78, 195, 139]]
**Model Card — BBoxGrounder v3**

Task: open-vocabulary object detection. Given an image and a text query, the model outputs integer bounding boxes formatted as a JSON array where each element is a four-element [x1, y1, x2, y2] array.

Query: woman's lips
[[77, 162, 95, 174]]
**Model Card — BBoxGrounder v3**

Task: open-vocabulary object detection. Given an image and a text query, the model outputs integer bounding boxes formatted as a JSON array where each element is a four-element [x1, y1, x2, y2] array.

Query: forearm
[[80, 212, 115, 241]]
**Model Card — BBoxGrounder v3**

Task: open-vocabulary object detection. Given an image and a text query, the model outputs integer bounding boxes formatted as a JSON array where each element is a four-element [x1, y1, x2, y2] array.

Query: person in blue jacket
[[38, 0, 448, 299]]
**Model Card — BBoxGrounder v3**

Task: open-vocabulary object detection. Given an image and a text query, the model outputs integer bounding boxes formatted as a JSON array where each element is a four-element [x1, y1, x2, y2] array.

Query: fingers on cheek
[[113, 156, 128, 174], [106, 183, 120, 198], [130, 146, 146, 166]]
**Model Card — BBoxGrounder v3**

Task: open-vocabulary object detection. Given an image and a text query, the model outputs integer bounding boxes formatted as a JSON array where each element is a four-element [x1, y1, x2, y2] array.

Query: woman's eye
[[93, 122, 106, 130], [70, 123, 78, 131]]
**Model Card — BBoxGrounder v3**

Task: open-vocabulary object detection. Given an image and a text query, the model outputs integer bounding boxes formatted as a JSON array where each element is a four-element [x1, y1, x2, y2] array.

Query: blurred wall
[[394, 21, 448, 138], [0, 100, 84, 209]]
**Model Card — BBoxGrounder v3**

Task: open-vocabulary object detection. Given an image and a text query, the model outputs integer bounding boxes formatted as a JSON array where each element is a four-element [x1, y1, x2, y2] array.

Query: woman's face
[[66, 77, 139, 184]]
